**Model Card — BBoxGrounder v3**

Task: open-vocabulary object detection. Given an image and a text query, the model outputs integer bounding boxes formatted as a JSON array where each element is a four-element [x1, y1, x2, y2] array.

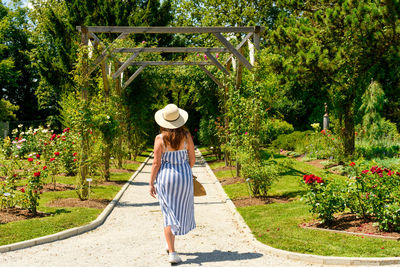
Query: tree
[[0, 2, 39, 121], [266, 0, 400, 156]]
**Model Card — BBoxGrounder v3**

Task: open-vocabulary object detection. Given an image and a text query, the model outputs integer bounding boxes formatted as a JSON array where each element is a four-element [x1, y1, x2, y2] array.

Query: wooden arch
[[77, 26, 264, 89]]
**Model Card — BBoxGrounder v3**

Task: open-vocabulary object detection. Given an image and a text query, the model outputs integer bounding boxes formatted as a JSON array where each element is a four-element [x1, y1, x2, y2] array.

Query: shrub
[[272, 131, 313, 151], [199, 117, 223, 159], [260, 118, 294, 144], [241, 160, 279, 197], [301, 174, 346, 224]]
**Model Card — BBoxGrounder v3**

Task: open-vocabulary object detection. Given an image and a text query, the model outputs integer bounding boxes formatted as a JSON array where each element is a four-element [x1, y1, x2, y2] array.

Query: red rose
[[63, 128, 70, 133], [54, 152, 60, 156], [50, 133, 56, 140], [28, 158, 34, 162], [13, 174, 17, 177], [349, 162, 355, 166], [15, 137, 18, 140], [43, 166, 48, 170], [34, 190, 37, 194], [44, 142, 48, 146], [361, 170, 369, 174], [320, 130, 326, 135], [36, 154, 40, 159], [50, 158, 55, 162], [34, 171, 41, 177], [20, 188, 25, 193], [73, 152, 77, 156], [73, 158, 77, 162]]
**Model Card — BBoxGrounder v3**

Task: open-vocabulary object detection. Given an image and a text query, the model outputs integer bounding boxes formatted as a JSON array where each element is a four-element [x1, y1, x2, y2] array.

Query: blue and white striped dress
[[155, 134, 196, 235]]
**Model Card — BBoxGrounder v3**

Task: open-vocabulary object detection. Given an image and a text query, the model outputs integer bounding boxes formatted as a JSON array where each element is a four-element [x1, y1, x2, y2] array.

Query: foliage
[[301, 174, 346, 224], [260, 118, 293, 144], [267, 0, 400, 156], [302, 162, 400, 231], [0, 2, 40, 121], [198, 117, 222, 159], [272, 131, 313, 151], [0, 98, 19, 120]]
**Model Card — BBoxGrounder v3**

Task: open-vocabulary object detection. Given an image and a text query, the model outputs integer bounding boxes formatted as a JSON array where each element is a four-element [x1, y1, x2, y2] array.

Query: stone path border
[[199, 152, 400, 266], [0, 154, 152, 254]]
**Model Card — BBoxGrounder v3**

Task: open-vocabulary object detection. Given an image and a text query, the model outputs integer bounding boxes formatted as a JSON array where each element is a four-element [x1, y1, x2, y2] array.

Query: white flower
[[20, 132, 25, 135], [42, 129, 48, 133], [18, 124, 23, 128], [3, 192, 10, 197], [106, 115, 110, 119], [16, 145, 21, 149], [110, 157, 114, 159], [28, 153, 33, 157], [12, 128, 18, 134], [14, 155, 18, 158], [12, 141, 16, 144]]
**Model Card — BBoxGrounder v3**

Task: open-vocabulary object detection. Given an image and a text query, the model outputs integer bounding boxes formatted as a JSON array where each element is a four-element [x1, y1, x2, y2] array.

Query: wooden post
[[78, 26, 89, 199], [115, 61, 124, 169], [101, 61, 111, 181]]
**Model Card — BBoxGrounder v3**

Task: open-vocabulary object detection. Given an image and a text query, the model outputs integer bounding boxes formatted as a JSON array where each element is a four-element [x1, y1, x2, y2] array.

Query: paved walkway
[[1, 151, 320, 266]]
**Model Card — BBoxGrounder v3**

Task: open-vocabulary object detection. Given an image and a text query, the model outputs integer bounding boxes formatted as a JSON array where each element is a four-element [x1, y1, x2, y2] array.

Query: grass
[[0, 152, 148, 247], [204, 148, 400, 257]]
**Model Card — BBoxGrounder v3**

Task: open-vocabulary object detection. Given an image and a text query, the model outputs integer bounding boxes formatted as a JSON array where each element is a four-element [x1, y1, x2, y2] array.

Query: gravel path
[[1, 151, 324, 267]]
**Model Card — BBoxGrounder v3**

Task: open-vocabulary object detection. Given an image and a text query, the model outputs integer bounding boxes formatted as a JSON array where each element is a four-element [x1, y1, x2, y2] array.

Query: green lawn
[[0, 154, 147, 247], [204, 148, 400, 257]]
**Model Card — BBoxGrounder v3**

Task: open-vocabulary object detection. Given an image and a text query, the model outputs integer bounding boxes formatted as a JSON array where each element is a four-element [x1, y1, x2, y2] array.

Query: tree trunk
[[77, 26, 89, 200], [115, 62, 123, 169], [104, 144, 110, 181], [343, 105, 355, 157]]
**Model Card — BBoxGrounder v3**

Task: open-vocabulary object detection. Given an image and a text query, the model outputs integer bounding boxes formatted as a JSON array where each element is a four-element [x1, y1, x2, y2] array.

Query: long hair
[[160, 126, 188, 150]]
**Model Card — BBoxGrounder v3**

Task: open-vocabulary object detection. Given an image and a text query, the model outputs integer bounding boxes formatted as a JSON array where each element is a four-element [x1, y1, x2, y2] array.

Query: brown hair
[[160, 126, 189, 150]]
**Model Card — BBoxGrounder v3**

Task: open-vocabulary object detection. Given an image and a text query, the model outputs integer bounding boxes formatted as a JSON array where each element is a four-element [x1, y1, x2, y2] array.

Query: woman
[[149, 104, 196, 264]]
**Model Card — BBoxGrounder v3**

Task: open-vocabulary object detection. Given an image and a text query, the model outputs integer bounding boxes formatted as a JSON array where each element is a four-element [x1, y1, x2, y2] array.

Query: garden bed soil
[[233, 196, 293, 207], [220, 176, 245, 185], [16, 183, 75, 192], [0, 207, 49, 224], [109, 168, 135, 173], [123, 159, 141, 164], [214, 165, 236, 172], [46, 198, 110, 209], [301, 213, 400, 240], [42, 183, 75, 192], [97, 180, 127, 186]]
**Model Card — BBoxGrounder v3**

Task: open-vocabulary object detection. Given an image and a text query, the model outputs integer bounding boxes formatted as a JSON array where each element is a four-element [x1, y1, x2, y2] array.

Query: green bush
[[199, 117, 222, 159], [272, 130, 313, 151], [260, 118, 294, 144], [301, 174, 346, 224]]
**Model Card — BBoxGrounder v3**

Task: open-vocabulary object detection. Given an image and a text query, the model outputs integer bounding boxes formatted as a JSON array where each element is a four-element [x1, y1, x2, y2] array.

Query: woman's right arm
[[149, 135, 162, 198]]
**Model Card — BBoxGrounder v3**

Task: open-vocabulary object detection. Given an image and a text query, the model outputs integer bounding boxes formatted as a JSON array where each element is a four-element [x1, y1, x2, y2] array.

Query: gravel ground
[[1, 151, 339, 267]]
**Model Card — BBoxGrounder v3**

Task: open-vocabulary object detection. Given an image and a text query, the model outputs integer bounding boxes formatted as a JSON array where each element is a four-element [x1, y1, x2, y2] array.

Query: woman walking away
[[149, 104, 196, 264]]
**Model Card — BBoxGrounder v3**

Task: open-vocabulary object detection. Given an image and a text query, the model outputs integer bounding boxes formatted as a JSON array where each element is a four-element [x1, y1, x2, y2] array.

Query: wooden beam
[[224, 32, 253, 66], [76, 26, 265, 34], [254, 25, 261, 50], [113, 47, 229, 53], [129, 61, 213, 66], [112, 52, 140, 79], [122, 65, 146, 90], [199, 65, 224, 89], [213, 32, 253, 70], [205, 52, 230, 76], [87, 32, 129, 76]]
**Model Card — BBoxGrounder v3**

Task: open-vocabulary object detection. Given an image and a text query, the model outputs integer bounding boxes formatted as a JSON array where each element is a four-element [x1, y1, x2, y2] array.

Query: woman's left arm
[[187, 132, 196, 168]]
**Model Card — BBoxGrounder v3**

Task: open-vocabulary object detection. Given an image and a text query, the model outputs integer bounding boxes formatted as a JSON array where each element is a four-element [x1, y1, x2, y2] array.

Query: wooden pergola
[[75, 26, 264, 189], [77, 26, 264, 89]]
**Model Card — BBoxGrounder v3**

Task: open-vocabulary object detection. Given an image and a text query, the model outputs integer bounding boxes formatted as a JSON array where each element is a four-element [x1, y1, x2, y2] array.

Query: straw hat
[[155, 104, 188, 129]]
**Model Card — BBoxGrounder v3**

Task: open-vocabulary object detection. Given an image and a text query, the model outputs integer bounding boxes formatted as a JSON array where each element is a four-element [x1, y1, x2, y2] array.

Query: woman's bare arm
[[149, 135, 163, 198], [187, 132, 196, 168]]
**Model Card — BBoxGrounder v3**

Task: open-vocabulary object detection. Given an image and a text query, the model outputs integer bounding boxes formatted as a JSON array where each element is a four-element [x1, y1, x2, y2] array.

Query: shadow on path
[[117, 201, 159, 207], [177, 250, 263, 265]]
